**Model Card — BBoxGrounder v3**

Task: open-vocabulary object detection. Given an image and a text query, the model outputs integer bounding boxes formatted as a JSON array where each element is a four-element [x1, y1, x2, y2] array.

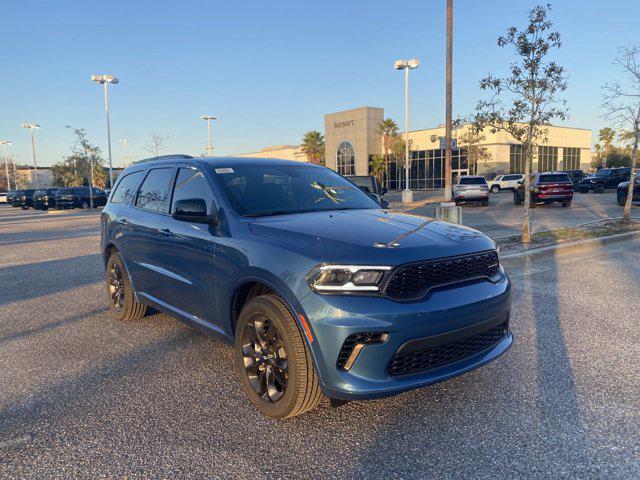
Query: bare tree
[[472, 3, 568, 243], [602, 44, 640, 224], [144, 133, 170, 159]]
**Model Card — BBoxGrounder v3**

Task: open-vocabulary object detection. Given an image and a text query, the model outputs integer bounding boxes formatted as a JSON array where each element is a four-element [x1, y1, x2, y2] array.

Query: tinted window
[[214, 165, 379, 216], [171, 167, 215, 215], [135, 168, 173, 212], [539, 174, 571, 183], [596, 169, 612, 177], [459, 177, 487, 185], [111, 171, 143, 204]]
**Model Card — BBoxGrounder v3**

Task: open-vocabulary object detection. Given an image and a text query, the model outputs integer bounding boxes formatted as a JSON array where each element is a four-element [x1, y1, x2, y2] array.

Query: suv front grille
[[388, 320, 508, 376], [383, 251, 499, 300]]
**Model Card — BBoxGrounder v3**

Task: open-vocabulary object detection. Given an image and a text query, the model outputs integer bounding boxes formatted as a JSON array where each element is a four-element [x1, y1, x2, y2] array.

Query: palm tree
[[598, 127, 616, 166], [300, 131, 325, 165], [376, 118, 399, 188], [369, 154, 385, 183]]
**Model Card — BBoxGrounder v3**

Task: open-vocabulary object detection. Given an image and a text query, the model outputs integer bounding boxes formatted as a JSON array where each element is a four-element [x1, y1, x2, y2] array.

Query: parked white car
[[488, 174, 524, 193], [0, 191, 7, 204]]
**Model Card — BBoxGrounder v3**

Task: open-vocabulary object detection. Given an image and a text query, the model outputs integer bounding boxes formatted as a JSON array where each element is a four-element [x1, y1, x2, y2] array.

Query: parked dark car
[[617, 173, 640, 206], [101, 156, 512, 419], [561, 169, 585, 188], [577, 167, 631, 193], [32, 188, 59, 210], [514, 172, 573, 207], [6, 190, 18, 206], [346, 175, 389, 208], [55, 186, 108, 209], [10, 189, 35, 209]]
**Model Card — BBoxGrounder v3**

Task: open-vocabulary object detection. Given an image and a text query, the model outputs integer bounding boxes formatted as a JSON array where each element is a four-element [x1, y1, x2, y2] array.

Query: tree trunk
[[622, 124, 639, 223], [522, 141, 533, 243]]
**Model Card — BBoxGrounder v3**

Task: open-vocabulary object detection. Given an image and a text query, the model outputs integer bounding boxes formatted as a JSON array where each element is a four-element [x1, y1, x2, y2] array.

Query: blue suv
[[101, 155, 513, 418]]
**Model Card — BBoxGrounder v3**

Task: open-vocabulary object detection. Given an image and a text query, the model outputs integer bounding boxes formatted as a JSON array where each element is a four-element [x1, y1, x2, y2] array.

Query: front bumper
[[299, 271, 512, 400]]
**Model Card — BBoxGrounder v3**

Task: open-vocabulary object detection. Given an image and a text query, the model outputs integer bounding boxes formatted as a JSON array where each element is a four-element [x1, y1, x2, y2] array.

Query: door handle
[[159, 228, 173, 237]]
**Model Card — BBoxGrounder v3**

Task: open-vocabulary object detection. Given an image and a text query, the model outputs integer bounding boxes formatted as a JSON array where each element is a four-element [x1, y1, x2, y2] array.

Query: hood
[[249, 209, 496, 264]]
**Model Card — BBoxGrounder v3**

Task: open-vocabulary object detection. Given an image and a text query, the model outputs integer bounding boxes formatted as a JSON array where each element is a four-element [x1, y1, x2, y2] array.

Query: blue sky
[[0, 0, 638, 167]]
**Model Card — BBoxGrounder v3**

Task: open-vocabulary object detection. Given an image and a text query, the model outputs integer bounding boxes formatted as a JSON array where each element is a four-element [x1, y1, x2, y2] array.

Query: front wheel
[[21, 205, 29, 210], [617, 194, 625, 206], [594, 183, 605, 194], [491, 185, 500, 194], [81, 201, 89, 209], [235, 294, 322, 419]]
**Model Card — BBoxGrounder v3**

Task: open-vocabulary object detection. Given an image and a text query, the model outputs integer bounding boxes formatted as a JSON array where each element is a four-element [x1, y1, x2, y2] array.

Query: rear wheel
[[594, 183, 605, 194], [234, 294, 321, 419], [562, 200, 572, 208], [81, 200, 89, 209], [617, 194, 625, 206], [106, 252, 147, 321], [21, 205, 29, 210], [491, 185, 500, 194]]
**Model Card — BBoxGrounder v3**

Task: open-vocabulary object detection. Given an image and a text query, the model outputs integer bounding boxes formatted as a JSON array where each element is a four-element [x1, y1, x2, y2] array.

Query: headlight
[[307, 265, 392, 293]]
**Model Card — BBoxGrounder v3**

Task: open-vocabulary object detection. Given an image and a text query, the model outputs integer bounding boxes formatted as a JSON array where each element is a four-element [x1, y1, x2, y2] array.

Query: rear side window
[[111, 171, 143, 204], [135, 168, 174, 212], [170, 167, 216, 215], [459, 177, 487, 185], [539, 174, 571, 183]]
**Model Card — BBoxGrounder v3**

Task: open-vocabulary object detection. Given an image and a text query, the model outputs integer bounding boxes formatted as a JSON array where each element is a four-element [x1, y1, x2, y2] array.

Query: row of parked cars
[[452, 167, 639, 208], [1, 186, 109, 210]]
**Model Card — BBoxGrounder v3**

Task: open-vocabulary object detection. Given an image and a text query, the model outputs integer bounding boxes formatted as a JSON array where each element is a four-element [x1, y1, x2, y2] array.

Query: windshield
[[459, 177, 487, 185], [213, 165, 380, 216]]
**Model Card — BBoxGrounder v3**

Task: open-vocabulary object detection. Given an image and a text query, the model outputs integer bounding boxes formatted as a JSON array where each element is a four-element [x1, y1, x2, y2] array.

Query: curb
[[500, 230, 640, 268]]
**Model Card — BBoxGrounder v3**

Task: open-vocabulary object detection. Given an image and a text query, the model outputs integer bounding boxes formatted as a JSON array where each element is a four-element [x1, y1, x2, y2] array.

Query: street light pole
[[201, 115, 217, 156], [120, 139, 128, 166], [91, 74, 119, 188], [395, 59, 420, 204], [21, 123, 40, 188], [0, 141, 11, 190], [444, 0, 454, 202]]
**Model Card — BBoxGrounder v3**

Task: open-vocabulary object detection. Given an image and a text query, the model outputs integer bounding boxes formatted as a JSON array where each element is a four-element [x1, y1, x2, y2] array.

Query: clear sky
[[1, 0, 638, 167]]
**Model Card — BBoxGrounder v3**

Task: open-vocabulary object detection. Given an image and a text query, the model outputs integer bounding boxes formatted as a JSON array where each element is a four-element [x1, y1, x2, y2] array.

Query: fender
[[226, 271, 330, 389]]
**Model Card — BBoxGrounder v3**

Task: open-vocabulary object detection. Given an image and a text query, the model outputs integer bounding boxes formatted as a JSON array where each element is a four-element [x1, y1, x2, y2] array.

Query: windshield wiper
[[244, 209, 309, 218]]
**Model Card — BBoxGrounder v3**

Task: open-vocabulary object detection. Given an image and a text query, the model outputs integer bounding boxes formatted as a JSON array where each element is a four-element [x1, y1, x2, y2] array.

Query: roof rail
[[134, 154, 194, 164]]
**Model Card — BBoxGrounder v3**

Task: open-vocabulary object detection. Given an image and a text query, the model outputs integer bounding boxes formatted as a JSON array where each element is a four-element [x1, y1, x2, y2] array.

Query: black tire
[[617, 194, 625, 206], [106, 251, 147, 321], [21, 205, 29, 210], [482, 200, 489, 207], [81, 201, 89, 209], [562, 200, 572, 208], [491, 185, 500, 194], [235, 294, 322, 419], [594, 183, 605, 194], [514, 194, 522, 205]]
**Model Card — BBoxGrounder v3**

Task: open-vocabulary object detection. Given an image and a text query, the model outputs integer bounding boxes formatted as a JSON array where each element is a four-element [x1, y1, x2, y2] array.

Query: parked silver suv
[[453, 175, 490, 206]]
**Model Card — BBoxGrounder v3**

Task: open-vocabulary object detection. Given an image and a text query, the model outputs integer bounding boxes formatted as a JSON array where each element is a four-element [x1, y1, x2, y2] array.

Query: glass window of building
[[337, 141, 355, 176], [538, 146, 558, 172], [509, 145, 531, 173], [562, 147, 581, 170]]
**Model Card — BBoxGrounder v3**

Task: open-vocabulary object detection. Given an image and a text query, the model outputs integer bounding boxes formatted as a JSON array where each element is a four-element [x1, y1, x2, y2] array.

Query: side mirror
[[172, 198, 217, 225]]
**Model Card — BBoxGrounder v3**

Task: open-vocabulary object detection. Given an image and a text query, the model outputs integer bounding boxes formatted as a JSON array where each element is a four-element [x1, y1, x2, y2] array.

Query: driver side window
[[171, 167, 216, 215]]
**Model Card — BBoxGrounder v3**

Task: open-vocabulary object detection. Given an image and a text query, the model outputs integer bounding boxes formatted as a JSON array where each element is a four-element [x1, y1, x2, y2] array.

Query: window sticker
[[215, 168, 234, 174]]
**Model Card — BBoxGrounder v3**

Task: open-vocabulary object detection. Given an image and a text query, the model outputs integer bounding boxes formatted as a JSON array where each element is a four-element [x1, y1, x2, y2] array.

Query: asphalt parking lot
[[0, 205, 639, 478], [388, 189, 639, 238]]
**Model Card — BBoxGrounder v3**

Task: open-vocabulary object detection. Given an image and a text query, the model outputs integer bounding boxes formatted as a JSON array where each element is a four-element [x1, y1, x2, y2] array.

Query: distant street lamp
[[91, 74, 119, 188], [0, 140, 11, 190], [201, 115, 217, 156], [120, 139, 129, 166], [395, 59, 420, 203], [21, 123, 40, 188]]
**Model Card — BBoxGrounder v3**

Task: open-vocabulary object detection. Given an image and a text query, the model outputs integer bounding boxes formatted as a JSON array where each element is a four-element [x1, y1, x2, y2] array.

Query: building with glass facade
[[232, 106, 592, 190]]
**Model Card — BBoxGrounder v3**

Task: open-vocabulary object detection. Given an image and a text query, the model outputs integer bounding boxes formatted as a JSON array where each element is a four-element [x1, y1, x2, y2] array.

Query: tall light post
[[0, 141, 11, 190], [21, 123, 40, 188], [91, 74, 119, 188], [201, 115, 217, 156], [444, 0, 454, 202], [120, 139, 129, 166], [395, 59, 420, 203]]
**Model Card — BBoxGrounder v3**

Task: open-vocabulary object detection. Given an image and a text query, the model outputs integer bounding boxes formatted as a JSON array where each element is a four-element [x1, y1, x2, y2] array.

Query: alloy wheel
[[242, 314, 288, 402], [108, 263, 125, 311]]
